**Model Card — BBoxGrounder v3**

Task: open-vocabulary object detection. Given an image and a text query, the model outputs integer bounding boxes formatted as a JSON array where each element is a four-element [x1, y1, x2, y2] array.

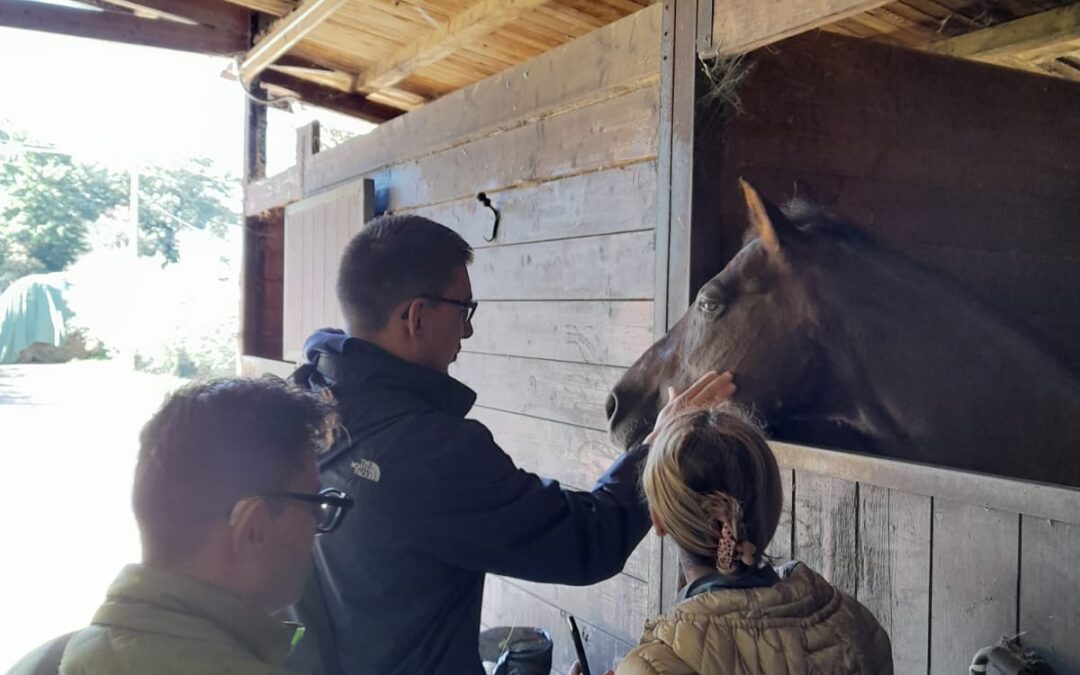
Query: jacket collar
[[676, 564, 781, 603], [305, 333, 477, 418], [92, 564, 300, 665]]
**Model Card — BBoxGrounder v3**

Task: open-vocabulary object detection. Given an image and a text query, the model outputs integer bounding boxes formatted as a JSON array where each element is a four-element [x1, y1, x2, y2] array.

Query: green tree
[[1, 122, 241, 288], [0, 126, 125, 289], [137, 157, 240, 263]]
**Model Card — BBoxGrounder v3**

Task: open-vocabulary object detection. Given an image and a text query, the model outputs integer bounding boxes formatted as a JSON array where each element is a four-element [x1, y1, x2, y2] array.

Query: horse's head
[[608, 181, 827, 449]]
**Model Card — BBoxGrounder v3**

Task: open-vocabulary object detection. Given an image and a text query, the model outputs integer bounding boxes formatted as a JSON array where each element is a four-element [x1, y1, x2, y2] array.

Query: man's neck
[[350, 326, 411, 363]]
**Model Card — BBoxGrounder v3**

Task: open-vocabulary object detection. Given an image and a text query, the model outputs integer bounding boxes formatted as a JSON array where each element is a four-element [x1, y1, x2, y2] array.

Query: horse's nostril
[[605, 392, 618, 422]]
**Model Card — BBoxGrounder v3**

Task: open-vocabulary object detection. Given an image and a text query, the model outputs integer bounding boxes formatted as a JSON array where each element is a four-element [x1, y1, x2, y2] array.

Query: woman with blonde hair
[[616, 401, 893, 675]]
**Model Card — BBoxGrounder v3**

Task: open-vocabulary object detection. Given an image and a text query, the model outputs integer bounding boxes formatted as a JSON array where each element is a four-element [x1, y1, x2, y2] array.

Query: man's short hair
[[133, 377, 336, 563], [337, 214, 473, 334]]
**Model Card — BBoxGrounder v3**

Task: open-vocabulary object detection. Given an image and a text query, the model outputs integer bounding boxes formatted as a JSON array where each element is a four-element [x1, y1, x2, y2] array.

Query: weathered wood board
[[282, 179, 373, 361]]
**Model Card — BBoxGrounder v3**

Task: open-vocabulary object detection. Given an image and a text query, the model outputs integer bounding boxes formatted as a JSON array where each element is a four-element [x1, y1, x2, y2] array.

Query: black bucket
[[479, 626, 553, 675]]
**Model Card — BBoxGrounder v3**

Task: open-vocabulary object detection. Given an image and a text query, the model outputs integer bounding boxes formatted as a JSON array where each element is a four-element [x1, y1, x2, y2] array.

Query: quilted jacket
[[617, 563, 893, 675]]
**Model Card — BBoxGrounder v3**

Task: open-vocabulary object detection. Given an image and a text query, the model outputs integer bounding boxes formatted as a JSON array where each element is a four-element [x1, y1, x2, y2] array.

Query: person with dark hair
[[9, 378, 352, 675], [610, 406, 892, 675], [292, 214, 734, 675]]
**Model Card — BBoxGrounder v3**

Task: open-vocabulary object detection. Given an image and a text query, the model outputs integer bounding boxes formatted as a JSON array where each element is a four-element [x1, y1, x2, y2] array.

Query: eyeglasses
[[399, 295, 478, 324], [232, 487, 354, 534]]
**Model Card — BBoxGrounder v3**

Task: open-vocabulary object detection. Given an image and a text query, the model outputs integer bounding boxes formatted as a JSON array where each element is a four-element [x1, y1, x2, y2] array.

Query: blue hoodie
[[291, 329, 650, 675]]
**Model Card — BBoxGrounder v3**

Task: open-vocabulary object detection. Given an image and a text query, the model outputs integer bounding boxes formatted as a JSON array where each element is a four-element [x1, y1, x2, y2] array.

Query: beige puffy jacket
[[616, 563, 893, 675]]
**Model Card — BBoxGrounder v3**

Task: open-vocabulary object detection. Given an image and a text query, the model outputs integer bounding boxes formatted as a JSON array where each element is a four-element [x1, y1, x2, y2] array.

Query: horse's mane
[[781, 199, 877, 248]]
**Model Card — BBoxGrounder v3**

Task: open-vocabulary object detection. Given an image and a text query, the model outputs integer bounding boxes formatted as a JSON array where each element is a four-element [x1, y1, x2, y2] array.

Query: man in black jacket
[[292, 214, 733, 675]]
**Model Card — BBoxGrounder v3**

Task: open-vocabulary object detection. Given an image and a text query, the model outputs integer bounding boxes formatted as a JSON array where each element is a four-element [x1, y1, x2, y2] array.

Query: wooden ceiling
[[827, 0, 1080, 82], [1, 0, 1077, 123]]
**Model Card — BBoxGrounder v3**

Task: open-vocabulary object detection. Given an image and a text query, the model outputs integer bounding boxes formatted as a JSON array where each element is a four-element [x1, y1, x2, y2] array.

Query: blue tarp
[[0, 273, 72, 364]]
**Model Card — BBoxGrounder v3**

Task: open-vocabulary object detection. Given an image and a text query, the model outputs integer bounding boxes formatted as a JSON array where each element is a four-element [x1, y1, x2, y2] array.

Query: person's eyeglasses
[[231, 487, 354, 534], [400, 295, 478, 324]]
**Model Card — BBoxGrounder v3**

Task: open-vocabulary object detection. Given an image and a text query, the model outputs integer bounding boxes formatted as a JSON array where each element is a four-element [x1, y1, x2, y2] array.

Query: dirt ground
[[0, 361, 183, 671]]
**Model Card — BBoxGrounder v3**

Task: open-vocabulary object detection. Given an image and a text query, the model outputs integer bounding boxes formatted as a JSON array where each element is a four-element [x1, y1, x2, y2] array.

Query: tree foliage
[[0, 126, 125, 287], [0, 122, 240, 291]]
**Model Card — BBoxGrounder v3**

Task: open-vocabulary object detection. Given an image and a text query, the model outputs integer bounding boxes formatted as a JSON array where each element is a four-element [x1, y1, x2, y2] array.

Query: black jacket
[[291, 330, 650, 675]]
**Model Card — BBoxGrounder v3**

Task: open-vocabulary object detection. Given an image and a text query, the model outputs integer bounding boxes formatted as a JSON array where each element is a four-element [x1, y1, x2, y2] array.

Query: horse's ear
[[738, 179, 789, 256]]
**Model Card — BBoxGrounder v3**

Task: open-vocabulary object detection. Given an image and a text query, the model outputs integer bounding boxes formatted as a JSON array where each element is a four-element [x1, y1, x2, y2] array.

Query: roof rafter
[[934, 4, 1080, 65], [257, 69, 404, 123], [91, 0, 249, 34], [354, 0, 552, 94], [240, 0, 350, 86], [0, 0, 246, 55]]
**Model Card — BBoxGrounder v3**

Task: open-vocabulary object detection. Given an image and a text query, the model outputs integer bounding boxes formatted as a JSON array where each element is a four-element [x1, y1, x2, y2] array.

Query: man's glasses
[[232, 487, 354, 534], [400, 295, 478, 324]]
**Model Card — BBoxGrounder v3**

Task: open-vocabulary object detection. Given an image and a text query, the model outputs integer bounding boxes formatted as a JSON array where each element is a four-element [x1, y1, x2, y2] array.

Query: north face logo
[[351, 459, 381, 482]]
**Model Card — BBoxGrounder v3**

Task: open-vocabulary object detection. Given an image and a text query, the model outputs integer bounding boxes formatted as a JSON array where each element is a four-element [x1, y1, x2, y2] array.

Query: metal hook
[[476, 192, 500, 242]]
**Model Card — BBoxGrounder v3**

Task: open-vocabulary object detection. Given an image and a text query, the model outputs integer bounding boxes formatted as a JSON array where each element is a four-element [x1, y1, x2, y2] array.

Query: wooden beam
[[258, 69, 404, 123], [355, 0, 551, 93], [268, 64, 354, 91], [221, 0, 293, 17], [96, 0, 250, 35], [0, 0, 246, 54], [706, 0, 892, 57], [240, 0, 349, 86], [934, 4, 1080, 65]]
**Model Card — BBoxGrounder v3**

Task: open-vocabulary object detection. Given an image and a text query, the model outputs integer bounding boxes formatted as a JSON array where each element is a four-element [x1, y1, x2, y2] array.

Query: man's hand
[[644, 371, 736, 445]]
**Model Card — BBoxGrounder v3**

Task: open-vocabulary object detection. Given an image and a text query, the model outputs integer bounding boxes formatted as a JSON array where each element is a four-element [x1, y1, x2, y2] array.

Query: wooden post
[[295, 120, 320, 198], [653, 0, 702, 615], [241, 11, 269, 360]]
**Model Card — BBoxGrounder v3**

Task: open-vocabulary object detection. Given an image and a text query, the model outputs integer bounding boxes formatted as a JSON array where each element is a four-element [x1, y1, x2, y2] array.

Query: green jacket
[[55, 565, 302, 675]]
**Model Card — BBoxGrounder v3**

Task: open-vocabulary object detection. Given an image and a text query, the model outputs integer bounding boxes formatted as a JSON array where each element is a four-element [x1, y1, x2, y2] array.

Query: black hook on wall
[[476, 192, 500, 242]]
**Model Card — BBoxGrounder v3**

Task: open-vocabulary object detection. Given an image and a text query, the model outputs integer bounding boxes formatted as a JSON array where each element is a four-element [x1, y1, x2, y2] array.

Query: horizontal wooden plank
[[469, 231, 655, 301], [509, 572, 650, 643], [356, 0, 551, 93], [934, 4, 1080, 64], [406, 162, 657, 250], [769, 442, 1080, 525], [384, 84, 660, 210], [931, 500, 1019, 674], [1020, 517, 1080, 675], [305, 4, 662, 193], [469, 406, 649, 582], [451, 353, 624, 431], [244, 167, 301, 216], [858, 485, 930, 675], [463, 300, 654, 367], [0, 0, 247, 54], [483, 575, 635, 675], [708, 0, 890, 57], [792, 471, 858, 596]]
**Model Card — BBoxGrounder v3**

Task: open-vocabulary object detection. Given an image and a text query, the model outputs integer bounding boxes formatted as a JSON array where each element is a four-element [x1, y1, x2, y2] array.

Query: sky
[[0, 9, 372, 176]]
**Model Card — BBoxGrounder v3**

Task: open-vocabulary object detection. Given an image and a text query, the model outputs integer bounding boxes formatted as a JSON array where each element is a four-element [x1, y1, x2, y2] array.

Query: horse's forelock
[[782, 199, 875, 248]]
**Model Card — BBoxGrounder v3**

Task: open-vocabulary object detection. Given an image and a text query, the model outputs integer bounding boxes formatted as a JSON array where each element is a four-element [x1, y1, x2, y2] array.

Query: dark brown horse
[[608, 181, 1080, 487]]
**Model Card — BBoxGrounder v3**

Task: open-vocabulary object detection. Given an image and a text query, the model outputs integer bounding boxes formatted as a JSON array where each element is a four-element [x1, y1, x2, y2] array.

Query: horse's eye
[[696, 298, 723, 314]]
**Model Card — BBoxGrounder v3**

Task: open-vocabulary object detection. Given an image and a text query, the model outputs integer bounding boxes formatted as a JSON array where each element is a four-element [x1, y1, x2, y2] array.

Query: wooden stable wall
[[244, 7, 665, 674], [764, 443, 1080, 675], [705, 31, 1080, 373]]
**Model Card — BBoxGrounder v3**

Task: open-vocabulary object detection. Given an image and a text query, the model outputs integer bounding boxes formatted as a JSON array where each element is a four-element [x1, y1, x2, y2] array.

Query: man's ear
[[399, 298, 426, 336], [650, 508, 667, 537], [229, 498, 270, 555]]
